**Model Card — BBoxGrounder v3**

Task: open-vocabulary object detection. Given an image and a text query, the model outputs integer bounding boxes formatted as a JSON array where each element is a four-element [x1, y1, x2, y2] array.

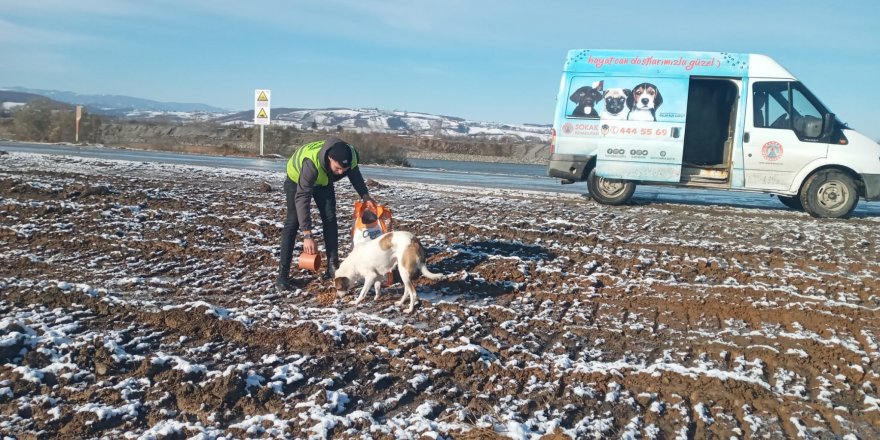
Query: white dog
[[334, 231, 444, 313]]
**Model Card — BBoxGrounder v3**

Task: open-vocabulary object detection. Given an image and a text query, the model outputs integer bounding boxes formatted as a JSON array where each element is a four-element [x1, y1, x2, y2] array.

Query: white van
[[547, 49, 880, 218]]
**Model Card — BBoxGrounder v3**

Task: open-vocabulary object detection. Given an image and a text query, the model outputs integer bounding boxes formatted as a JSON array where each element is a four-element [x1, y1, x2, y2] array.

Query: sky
[[1, 0, 879, 138]]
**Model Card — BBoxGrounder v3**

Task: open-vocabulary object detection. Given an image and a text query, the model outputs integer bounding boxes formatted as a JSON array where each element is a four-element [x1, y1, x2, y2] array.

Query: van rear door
[[593, 76, 690, 183]]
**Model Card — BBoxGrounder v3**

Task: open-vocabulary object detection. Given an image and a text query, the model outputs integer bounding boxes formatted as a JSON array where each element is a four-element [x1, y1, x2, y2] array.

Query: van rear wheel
[[799, 170, 858, 219], [776, 195, 804, 211], [587, 168, 636, 205]]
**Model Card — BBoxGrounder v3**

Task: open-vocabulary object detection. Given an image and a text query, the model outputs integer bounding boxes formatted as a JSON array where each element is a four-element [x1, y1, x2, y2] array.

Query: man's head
[[327, 142, 353, 175]]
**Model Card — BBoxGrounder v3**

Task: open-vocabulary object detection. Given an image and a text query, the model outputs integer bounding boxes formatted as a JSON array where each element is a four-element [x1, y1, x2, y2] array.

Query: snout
[[606, 98, 625, 113]]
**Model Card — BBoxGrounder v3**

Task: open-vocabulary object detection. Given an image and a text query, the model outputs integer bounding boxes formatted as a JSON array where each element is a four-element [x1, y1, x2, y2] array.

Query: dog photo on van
[[600, 88, 631, 120], [569, 80, 604, 119], [627, 82, 663, 121]]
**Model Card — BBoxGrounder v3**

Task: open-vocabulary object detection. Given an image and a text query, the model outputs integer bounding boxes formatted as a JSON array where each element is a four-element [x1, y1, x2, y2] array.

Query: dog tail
[[420, 265, 444, 280], [413, 238, 445, 280]]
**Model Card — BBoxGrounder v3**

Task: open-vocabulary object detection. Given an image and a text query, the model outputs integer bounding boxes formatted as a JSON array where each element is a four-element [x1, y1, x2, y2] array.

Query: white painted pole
[[259, 125, 264, 156], [75, 105, 82, 143]]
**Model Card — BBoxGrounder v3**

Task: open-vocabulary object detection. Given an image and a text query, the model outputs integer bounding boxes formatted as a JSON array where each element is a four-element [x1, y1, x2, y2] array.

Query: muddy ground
[[1, 151, 879, 439]]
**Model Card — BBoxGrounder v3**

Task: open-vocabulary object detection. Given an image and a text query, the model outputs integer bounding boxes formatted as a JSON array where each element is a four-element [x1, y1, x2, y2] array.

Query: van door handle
[[744, 132, 750, 143]]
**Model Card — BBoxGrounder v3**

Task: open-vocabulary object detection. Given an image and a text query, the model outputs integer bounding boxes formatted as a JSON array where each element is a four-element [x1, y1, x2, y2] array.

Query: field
[[2, 151, 880, 439]]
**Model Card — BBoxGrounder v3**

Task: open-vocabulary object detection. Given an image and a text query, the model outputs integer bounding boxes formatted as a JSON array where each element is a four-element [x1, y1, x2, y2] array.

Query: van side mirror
[[802, 116, 822, 138], [823, 113, 835, 137]]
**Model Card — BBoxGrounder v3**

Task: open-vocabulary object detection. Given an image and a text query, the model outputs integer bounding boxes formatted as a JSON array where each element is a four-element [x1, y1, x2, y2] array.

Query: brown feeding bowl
[[298, 252, 322, 271]]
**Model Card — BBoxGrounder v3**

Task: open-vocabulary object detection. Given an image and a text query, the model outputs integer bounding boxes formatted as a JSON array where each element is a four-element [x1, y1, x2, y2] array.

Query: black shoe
[[322, 261, 337, 280], [275, 276, 293, 291]]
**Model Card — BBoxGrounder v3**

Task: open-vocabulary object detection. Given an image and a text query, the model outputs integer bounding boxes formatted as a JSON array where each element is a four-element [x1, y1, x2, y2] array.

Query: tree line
[[4, 98, 103, 144]]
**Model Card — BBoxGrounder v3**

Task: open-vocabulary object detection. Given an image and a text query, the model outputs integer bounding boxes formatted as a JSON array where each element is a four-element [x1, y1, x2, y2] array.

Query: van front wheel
[[587, 168, 636, 205], [799, 170, 858, 219]]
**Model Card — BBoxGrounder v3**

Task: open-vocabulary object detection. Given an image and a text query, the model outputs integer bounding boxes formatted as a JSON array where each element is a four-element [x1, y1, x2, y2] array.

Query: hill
[[216, 107, 550, 143], [2, 87, 549, 142], [0, 90, 71, 112], [2, 86, 227, 115], [0, 87, 550, 163]]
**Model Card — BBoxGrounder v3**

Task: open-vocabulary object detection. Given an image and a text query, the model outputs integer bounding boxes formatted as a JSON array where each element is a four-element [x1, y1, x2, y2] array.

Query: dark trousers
[[278, 178, 339, 279]]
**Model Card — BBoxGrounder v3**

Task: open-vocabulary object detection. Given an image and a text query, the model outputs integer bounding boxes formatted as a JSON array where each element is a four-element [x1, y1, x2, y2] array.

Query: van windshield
[[792, 82, 848, 129], [753, 81, 845, 137]]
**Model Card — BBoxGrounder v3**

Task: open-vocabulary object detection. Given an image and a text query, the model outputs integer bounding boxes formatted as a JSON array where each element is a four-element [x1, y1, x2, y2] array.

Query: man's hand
[[362, 194, 377, 207], [303, 237, 317, 255]]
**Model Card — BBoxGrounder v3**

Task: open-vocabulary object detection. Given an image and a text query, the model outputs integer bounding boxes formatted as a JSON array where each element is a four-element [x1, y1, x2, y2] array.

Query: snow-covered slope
[[218, 107, 551, 142], [1, 87, 551, 142]]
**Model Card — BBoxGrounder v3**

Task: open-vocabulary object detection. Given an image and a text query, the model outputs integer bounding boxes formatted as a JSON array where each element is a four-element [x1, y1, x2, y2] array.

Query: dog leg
[[404, 280, 418, 314], [395, 270, 417, 313], [354, 275, 376, 305], [372, 279, 382, 301], [395, 286, 408, 306], [396, 271, 412, 307]]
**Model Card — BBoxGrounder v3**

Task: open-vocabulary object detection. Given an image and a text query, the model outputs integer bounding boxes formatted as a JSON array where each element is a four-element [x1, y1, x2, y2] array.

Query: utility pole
[[75, 105, 83, 143]]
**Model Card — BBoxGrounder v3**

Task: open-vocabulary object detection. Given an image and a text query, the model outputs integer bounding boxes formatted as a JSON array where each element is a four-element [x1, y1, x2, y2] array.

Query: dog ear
[[654, 87, 663, 108], [625, 89, 635, 109]]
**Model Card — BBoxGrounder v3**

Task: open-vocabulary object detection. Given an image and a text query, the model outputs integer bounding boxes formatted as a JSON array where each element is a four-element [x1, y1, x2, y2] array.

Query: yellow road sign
[[254, 89, 271, 125]]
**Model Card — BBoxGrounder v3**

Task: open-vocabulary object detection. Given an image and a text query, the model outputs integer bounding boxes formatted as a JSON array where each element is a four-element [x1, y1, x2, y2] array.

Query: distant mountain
[[0, 90, 48, 104], [216, 107, 551, 142], [0, 90, 72, 112], [1, 87, 550, 142], [2, 86, 227, 114]]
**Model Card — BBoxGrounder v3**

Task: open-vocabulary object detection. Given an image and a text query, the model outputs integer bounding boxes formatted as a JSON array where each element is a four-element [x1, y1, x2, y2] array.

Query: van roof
[[564, 50, 794, 79]]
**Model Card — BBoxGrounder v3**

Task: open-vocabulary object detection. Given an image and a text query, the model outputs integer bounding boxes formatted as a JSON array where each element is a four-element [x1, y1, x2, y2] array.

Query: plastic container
[[298, 252, 322, 271]]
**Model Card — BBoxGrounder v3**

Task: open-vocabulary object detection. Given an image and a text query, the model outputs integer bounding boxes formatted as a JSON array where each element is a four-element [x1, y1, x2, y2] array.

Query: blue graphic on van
[[565, 76, 689, 123], [565, 50, 749, 77]]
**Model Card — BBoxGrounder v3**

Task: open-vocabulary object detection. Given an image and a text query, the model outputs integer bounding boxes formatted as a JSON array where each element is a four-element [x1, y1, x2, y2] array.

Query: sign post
[[254, 89, 271, 156], [75, 105, 83, 143]]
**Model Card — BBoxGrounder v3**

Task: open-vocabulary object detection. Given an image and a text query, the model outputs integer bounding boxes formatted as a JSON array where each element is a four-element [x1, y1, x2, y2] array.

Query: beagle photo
[[627, 82, 663, 121], [334, 231, 444, 313]]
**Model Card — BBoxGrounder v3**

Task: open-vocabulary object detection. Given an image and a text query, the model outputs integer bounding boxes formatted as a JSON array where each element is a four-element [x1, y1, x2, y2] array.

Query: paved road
[[2, 141, 878, 217], [0, 141, 566, 191]]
